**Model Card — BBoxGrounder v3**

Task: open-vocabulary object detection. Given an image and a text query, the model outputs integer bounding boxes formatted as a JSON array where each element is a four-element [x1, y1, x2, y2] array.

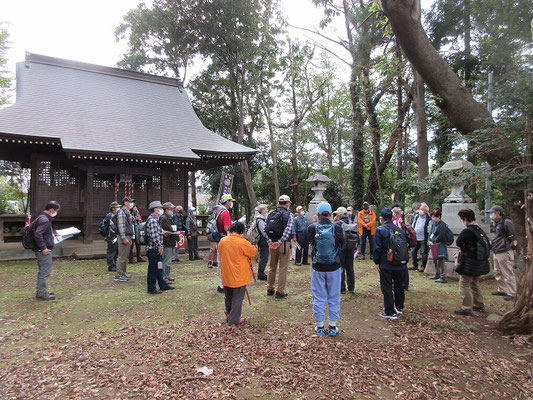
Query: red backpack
[[401, 221, 417, 248]]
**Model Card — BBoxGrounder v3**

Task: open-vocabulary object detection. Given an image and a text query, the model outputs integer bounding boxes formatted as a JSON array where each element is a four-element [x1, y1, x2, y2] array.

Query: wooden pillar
[[29, 155, 39, 217], [84, 165, 94, 243], [160, 168, 168, 203]]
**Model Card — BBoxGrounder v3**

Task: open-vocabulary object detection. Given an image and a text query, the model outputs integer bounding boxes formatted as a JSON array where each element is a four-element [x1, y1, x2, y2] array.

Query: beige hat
[[162, 202, 175, 210], [279, 195, 291, 203], [347, 206, 354, 211], [296, 205, 304, 212], [333, 206, 348, 216]]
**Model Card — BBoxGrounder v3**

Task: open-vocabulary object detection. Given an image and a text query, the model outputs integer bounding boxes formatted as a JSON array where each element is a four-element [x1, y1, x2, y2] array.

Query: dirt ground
[[0, 255, 531, 399]]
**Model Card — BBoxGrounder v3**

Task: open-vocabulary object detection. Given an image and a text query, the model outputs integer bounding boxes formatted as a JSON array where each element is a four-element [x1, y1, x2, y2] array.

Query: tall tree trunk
[[260, 99, 280, 200], [337, 125, 345, 188], [381, 0, 529, 333], [289, 40, 301, 205]]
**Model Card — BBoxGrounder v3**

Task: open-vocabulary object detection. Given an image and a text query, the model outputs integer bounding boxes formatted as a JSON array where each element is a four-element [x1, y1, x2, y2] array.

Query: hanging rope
[[114, 174, 118, 202]]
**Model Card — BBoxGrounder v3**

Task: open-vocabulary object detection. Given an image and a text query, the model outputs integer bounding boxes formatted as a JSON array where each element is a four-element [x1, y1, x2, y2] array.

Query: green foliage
[[323, 179, 348, 211], [0, 177, 21, 214], [0, 24, 12, 104]]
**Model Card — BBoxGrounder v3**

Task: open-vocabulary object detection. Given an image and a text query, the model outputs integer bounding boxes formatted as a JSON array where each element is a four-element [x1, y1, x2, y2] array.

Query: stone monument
[[425, 149, 491, 280], [305, 171, 331, 224]]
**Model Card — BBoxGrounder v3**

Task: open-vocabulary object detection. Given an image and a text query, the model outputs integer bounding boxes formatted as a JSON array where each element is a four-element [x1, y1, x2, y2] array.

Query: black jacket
[[160, 213, 177, 248], [491, 217, 516, 254], [33, 212, 55, 252], [455, 224, 490, 276], [308, 218, 343, 272]]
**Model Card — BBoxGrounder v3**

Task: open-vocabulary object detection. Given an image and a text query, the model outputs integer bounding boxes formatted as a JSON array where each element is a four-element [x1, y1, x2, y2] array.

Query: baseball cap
[[486, 205, 504, 213], [221, 194, 235, 203], [122, 196, 135, 203], [188, 206, 196, 212], [109, 201, 121, 209], [333, 206, 348, 215], [347, 206, 354, 211], [317, 202, 332, 215], [362, 201, 369, 206], [279, 195, 291, 203], [296, 205, 304, 212], [380, 208, 393, 219]]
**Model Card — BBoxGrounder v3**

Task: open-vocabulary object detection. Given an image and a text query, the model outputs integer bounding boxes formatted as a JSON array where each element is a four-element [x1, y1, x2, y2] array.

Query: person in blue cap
[[307, 202, 344, 336], [373, 208, 408, 320]]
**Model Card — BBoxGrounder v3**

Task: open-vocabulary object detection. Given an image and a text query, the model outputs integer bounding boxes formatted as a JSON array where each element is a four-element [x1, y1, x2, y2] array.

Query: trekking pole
[[249, 260, 256, 283], [245, 287, 252, 305]]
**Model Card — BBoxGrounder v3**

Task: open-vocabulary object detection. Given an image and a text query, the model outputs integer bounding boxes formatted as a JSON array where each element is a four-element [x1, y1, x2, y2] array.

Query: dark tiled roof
[[0, 53, 255, 162]]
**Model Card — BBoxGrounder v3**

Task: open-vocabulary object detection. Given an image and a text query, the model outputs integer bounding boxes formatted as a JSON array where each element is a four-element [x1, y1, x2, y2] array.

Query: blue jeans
[[360, 229, 374, 257], [311, 268, 342, 323], [146, 248, 168, 292], [411, 240, 428, 270]]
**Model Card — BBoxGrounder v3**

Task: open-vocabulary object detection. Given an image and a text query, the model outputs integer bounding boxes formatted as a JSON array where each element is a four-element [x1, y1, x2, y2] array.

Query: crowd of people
[[27, 193, 520, 336]]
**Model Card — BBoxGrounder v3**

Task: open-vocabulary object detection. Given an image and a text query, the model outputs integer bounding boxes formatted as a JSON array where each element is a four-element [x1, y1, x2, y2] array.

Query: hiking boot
[[429, 275, 439, 280], [359, 255, 365, 260], [395, 308, 404, 315], [328, 326, 339, 337], [217, 286, 224, 293], [315, 326, 326, 336], [147, 289, 162, 294], [207, 262, 213, 269], [236, 317, 246, 325], [418, 268, 426, 273], [491, 291, 506, 296], [472, 306, 486, 313], [379, 311, 398, 320], [137, 257, 147, 263], [161, 286, 175, 291], [108, 266, 117, 272], [166, 277, 175, 282], [267, 289, 275, 296], [295, 262, 302, 266], [114, 275, 129, 282], [129, 257, 137, 264], [408, 266, 418, 270], [503, 295, 515, 301], [258, 274, 268, 281], [435, 278, 447, 283], [275, 291, 288, 299], [36, 292, 56, 300], [123, 274, 132, 280], [454, 309, 473, 316]]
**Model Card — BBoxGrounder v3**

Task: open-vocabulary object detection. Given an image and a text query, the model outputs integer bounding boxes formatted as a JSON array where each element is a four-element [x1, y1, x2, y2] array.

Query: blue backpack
[[314, 223, 339, 264]]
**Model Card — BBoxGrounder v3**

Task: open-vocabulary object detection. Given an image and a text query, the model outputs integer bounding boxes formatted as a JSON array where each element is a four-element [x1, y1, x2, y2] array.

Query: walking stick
[[245, 260, 255, 305], [245, 288, 252, 305]]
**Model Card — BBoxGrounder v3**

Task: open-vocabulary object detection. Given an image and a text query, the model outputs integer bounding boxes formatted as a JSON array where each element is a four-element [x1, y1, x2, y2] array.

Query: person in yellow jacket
[[219, 221, 258, 325], [357, 202, 376, 260]]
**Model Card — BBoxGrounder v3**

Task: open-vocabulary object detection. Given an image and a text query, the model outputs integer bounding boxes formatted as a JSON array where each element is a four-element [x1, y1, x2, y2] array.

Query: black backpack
[[470, 225, 492, 261], [22, 215, 47, 250], [136, 221, 148, 245], [265, 208, 289, 241], [385, 225, 409, 266], [98, 217, 109, 237]]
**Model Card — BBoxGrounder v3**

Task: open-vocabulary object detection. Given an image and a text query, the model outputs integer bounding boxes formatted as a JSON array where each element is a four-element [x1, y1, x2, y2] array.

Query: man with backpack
[[101, 201, 120, 272], [265, 195, 294, 298], [292, 205, 309, 266], [248, 204, 269, 280], [30, 201, 61, 300], [115, 196, 135, 282], [487, 205, 518, 301], [145, 201, 174, 294], [308, 202, 344, 336], [373, 208, 409, 320], [333, 206, 359, 294], [454, 209, 490, 316]]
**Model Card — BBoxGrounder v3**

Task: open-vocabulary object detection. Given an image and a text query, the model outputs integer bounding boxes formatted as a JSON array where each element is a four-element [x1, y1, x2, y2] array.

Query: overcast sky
[[1, 0, 433, 82]]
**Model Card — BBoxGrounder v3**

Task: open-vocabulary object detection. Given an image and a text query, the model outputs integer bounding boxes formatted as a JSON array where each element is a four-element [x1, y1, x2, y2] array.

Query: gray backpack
[[341, 222, 360, 251]]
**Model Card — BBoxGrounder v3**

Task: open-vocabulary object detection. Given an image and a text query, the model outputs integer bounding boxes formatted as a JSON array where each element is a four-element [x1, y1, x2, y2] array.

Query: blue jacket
[[373, 220, 407, 271], [292, 215, 308, 234]]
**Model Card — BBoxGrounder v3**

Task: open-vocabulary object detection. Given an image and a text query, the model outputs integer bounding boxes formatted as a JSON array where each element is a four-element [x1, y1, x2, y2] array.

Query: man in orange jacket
[[357, 202, 376, 260], [219, 221, 258, 325]]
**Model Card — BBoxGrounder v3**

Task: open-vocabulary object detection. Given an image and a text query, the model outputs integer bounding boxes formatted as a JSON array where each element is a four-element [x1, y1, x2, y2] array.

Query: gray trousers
[[435, 258, 447, 280], [106, 239, 118, 268], [117, 238, 132, 276], [162, 246, 174, 280], [224, 286, 247, 325], [36, 251, 53, 296]]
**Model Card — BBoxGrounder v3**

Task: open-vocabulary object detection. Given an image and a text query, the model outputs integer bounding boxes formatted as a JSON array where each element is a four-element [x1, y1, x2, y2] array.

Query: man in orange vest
[[219, 221, 258, 325], [357, 201, 376, 260]]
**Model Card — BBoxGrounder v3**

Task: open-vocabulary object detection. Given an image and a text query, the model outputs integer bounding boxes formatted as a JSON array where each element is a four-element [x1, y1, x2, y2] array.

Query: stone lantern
[[305, 171, 331, 223], [425, 149, 491, 280]]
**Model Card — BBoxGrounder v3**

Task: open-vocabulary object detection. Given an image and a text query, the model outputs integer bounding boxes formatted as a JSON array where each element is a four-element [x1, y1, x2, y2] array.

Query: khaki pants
[[267, 242, 291, 293], [459, 275, 484, 311], [116, 237, 132, 276], [493, 250, 517, 296]]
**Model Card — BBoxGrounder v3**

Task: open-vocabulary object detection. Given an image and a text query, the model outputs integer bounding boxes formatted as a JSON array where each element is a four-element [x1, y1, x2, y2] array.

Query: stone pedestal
[[305, 172, 331, 225], [425, 202, 492, 280]]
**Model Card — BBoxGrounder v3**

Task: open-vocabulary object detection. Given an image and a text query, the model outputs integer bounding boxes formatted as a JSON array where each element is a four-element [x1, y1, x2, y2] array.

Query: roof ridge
[[25, 52, 183, 88]]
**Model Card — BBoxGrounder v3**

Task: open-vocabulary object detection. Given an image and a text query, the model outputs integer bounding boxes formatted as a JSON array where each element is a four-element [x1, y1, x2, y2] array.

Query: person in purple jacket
[[32, 201, 60, 300]]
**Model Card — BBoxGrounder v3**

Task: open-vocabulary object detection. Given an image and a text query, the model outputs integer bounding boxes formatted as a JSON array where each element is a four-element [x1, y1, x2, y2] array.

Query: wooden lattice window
[[38, 161, 77, 186], [167, 173, 183, 190], [93, 174, 114, 189], [151, 175, 161, 190]]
